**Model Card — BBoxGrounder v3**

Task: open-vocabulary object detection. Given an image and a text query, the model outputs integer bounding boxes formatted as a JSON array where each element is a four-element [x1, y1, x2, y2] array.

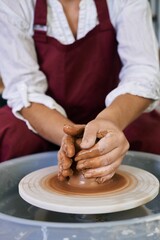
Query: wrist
[[96, 107, 124, 130], [96, 94, 152, 131]]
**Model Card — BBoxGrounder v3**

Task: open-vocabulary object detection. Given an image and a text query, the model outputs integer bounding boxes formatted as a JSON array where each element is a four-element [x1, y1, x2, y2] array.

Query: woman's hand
[[75, 118, 129, 183], [57, 124, 85, 181]]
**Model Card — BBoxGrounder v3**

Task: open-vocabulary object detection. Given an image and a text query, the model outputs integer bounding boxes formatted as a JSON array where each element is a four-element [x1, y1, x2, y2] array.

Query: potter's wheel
[[1, 151, 160, 240], [18, 165, 159, 214]]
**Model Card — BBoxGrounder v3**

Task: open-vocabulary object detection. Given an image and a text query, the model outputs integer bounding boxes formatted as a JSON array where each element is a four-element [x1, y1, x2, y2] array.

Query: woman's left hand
[[75, 118, 129, 183]]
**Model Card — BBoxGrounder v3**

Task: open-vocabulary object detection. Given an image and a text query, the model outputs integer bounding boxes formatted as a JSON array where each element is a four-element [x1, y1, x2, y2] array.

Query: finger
[[75, 138, 82, 152], [62, 156, 73, 170], [61, 168, 73, 177], [57, 173, 66, 182], [61, 135, 75, 157], [80, 129, 108, 148], [83, 158, 122, 178], [76, 145, 126, 170], [80, 122, 98, 149], [57, 150, 63, 170], [57, 167, 74, 181], [57, 160, 65, 181], [58, 151, 72, 169], [96, 172, 115, 183], [75, 132, 118, 161], [75, 147, 99, 161], [76, 152, 114, 170], [63, 124, 85, 137]]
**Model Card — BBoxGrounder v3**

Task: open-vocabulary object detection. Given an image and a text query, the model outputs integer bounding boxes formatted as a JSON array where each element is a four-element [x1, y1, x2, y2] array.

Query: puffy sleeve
[[106, 0, 160, 111], [0, 1, 66, 131]]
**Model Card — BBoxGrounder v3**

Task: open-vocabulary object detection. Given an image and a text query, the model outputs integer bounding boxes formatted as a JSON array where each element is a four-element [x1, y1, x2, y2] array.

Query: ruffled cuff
[[8, 83, 67, 133], [105, 82, 160, 112]]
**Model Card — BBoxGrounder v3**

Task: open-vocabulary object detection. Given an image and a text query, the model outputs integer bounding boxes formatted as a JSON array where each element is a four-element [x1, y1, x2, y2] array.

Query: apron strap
[[33, 0, 47, 42], [94, 0, 113, 30]]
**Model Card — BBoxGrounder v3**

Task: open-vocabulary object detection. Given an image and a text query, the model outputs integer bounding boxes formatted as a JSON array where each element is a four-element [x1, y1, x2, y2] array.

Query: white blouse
[[0, 0, 160, 130]]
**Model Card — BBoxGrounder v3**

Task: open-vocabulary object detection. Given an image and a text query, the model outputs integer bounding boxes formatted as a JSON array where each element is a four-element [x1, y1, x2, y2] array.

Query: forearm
[[96, 94, 152, 130], [20, 103, 73, 145]]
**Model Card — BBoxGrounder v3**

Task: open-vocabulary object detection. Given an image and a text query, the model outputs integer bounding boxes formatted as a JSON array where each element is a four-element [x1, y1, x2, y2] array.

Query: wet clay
[[46, 170, 129, 195]]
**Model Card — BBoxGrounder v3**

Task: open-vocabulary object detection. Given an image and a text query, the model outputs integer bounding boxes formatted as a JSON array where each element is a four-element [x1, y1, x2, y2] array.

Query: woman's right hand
[[57, 124, 85, 181]]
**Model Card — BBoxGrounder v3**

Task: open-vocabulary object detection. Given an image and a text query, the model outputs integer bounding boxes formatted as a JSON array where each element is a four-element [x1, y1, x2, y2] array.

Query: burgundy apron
[[33, 0, 121, 124], [0, 0, 159, 162]]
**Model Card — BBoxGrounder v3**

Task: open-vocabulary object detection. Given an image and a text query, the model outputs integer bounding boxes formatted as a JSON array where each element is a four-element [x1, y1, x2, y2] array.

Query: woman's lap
[[0, 106, 58, 162], [124, 110, 160, 154]]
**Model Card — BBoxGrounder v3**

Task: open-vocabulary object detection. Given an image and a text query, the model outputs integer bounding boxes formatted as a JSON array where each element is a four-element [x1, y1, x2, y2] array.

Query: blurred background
[[149, 0, 160, 44]]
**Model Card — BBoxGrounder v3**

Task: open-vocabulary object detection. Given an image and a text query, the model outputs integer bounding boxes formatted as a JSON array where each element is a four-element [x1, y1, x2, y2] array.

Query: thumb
[[80, 124, 97, 149], [63, 124, 85, 137]]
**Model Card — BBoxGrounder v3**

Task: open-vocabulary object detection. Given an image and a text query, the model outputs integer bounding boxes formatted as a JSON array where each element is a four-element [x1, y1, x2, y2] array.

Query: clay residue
[[47, 171, 129, 195]]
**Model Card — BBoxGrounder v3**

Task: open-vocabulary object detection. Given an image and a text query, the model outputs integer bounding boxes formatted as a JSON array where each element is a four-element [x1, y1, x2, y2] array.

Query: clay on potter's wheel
[[19, 165, 159, 214], [49, 170, 128, 195]]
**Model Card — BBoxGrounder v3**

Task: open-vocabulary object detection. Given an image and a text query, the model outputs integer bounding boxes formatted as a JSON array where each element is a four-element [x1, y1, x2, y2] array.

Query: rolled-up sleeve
[[106, 0, 160, 111], [0, 2, 66, 130]]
